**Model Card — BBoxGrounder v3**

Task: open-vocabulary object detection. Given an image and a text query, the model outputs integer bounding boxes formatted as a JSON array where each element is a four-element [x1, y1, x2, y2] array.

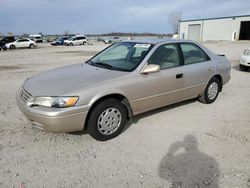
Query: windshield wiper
[[86, 60, 95, 65], [95, 62, 113, 69]]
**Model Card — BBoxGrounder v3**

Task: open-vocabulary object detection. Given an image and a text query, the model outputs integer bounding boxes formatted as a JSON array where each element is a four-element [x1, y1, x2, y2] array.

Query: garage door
[[239, 21, 250, 40], [188, 24, 201, 41]]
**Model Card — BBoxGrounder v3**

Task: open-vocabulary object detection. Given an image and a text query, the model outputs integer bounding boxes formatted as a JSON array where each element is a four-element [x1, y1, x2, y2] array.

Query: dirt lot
[[0, 41, 249, 188]]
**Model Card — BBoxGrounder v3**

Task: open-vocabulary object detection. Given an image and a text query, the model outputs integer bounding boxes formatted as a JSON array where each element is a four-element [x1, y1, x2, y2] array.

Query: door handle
[[176, 73, 183, 79]]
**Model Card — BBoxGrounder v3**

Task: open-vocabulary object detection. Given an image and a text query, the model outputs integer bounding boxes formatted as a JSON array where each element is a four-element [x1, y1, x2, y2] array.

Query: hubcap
[[97, 108, 122, 135], [207, 82, 219, 100]]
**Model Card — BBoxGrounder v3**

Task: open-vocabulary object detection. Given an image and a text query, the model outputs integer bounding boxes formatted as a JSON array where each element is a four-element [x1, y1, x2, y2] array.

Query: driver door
[[137, 43, 185, 113]]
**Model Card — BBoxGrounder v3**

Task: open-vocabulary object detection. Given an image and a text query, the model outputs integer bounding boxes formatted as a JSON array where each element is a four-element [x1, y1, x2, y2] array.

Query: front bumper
[[16, 89, 90, 133], [240, 56, 250, 67]]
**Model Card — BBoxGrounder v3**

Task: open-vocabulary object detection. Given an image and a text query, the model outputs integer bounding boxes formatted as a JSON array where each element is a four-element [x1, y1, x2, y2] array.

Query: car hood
[[23, 63, 127, 96]]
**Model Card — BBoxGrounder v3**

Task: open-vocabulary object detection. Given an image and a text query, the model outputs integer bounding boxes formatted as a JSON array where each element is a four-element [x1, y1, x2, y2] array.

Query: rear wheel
[[87, 98, 127, 141], [10, 45, 16, 49], [29, 44, 35, 49], [199, 77, 221, 104]]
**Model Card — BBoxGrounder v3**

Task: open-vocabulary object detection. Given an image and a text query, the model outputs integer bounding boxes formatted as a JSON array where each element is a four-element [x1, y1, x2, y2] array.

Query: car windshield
[[88, 42, 153, 72], [244, 49, 250, 55], [57, 37, 64, 41]]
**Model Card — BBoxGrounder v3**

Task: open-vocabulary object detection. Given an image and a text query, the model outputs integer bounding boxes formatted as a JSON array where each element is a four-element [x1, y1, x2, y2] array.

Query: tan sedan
[[16, 39, 231, 140]]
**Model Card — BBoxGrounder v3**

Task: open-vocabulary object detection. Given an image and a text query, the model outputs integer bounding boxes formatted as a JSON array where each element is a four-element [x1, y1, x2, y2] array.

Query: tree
[[168, 12, 182, 34], [21, 33, 29, 37], [64, 30, 71, 36]]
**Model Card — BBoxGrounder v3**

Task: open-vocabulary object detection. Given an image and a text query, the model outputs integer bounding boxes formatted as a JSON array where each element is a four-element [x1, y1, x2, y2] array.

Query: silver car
[[16, 39, 231, 141]]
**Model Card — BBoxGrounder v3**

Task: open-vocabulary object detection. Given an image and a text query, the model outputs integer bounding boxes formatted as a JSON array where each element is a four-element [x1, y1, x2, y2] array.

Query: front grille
[[18, 88, 32, 103]]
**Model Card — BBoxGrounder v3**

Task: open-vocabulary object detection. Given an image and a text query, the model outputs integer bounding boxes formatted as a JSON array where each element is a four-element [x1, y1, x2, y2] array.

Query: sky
[[0, 0, 250, 35]]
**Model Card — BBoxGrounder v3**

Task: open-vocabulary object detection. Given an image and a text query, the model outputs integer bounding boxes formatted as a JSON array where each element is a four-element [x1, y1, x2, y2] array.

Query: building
[[179, 15, 250, 41]]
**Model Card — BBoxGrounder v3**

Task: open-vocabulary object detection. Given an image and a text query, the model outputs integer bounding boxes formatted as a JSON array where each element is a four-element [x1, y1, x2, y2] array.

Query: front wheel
[[87, 98, 127, 141], [199, 77, 221, 104]]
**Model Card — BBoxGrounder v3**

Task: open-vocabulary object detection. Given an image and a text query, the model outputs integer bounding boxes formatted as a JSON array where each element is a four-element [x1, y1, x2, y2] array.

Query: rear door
[[180, 42, 214, 98], [15, 39, 24, 48]]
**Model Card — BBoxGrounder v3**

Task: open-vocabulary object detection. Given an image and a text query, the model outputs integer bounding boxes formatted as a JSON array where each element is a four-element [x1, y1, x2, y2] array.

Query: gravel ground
[[0, 41, 249, 188]]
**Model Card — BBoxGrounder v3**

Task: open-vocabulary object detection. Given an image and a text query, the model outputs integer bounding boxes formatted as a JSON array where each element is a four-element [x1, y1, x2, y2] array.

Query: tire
[[29, 44, 35, 49], [87, 98, 127, 141], [239, 64, 249, 71], [199, 77, 221, 104], [69, 43, 73, 46], [10, 45, 16, 50]]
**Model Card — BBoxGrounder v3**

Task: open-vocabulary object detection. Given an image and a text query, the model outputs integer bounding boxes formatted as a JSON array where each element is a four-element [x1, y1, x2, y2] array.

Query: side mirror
[[141, 64, 160, 74]]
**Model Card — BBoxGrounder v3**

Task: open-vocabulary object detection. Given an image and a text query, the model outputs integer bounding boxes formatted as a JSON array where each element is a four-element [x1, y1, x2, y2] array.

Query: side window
[[180, 43, 210, 65], [148, 44, 181, 69]]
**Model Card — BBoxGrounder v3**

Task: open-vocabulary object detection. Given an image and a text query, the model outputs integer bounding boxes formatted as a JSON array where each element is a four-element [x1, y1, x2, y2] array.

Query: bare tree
[[168, 12, 182, 34], [21, 33, 29, 37], [64, 30, 71, 36]]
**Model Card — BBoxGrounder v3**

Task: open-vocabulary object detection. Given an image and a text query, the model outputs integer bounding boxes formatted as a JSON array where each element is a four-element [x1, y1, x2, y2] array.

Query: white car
[[240, 48, 250, 71], [5, 38, 37, 49], [64, 35, 87, 46], [103, 36, 122, 44]]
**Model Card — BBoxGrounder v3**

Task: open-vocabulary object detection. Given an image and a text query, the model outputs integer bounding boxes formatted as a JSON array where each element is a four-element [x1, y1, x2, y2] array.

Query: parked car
[[64, 35, 87, 46], [239, 48, 250, 71], [5, 38, 36, 49], [16, 39, 231, 141], [103, 36, 122, 44], [0, 36, 15, 50], [29, 34, 43, 43], [51, 36, 70, 46]]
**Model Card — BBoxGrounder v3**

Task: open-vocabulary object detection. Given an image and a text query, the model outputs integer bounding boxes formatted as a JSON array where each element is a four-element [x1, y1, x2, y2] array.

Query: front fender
[[89, 89, 127, 106]]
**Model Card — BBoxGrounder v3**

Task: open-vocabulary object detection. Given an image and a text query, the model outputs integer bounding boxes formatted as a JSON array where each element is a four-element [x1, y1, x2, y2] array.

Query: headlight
[[243, 49, 250, 56], [28, 96, 78, 108]]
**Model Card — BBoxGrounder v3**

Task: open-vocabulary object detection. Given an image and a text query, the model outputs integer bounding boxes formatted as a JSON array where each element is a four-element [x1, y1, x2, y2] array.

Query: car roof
[[122, 38, 195, 45]]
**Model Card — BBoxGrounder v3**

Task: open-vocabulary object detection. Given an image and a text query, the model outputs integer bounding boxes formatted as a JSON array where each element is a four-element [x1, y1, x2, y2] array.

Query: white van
[[64, 35, 87, 46], [29, 34, 43, 43]]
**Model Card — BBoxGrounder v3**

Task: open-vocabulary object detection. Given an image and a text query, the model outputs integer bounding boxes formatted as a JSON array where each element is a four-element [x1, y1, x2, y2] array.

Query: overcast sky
[[0, 0, 249, 35]]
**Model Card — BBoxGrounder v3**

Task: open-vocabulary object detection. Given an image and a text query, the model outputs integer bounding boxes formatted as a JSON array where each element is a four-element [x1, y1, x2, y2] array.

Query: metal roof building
[[179, 15, 250, 41]]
